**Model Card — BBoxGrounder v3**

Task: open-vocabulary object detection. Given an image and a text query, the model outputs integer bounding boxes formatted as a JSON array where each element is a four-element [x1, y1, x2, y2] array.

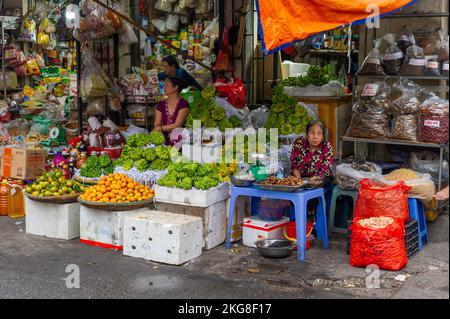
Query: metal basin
[[256, 239, 295, 258], [230, 175, 255, 187]]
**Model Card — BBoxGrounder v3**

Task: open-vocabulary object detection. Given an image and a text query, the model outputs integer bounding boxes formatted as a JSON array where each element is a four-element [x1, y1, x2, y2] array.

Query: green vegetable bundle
[[127, 131, 165, 148], [157, 162, 223, 190], [280, 65, 336, 87], [115, 143, 172, 172], [79, 154, 115, 179]]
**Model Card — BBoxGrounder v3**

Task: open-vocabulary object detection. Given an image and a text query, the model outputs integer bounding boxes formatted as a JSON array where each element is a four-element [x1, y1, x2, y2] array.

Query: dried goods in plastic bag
[[391, 115, 418, 141], [86, 97, 105, 116], [424, 56, 441, 77], [155, 0, 172, 12], [196, 0, 208, 14], [408, 151, 449, 186], [347, 82, 391, 138], [80, 52, 113, 97], [390, 77, 421, 115], [166, 14, 180, 32], [354, 178, 411, 221], [358, 39, 386, 75], [336, 161, 382, 190], [378, 172, 435, 205], [401, 35, 426, 76], [397, 31, 412, 54], [418, 96, 449, 144], [19, 17, 37, 42], [382, 33, 404, 75], [350, 217, 407, 271]]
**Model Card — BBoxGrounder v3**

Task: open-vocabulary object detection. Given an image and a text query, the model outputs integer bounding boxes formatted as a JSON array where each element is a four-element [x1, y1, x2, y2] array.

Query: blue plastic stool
[[226, 186, 328, 262], [328, 185, 358, 234], [408, 198, 429, 251]]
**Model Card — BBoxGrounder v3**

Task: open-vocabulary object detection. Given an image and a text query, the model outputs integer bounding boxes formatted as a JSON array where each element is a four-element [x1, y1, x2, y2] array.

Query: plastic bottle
[[0, 180, 11, 216], [9, 181, 24, 218]]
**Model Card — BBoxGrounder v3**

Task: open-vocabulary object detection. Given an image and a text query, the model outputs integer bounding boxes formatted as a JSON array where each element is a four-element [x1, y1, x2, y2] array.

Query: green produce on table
[[176, 172, 188, 179], [158, 162, 224, 190], [280, 65, 336, 87], [136, 159, 150, 172], [288, 114, 300, 126], [211, 106, 226, 121], [150, 158, 169, 171], [25, 170, 85, 197], [85, 156, 99, 168], [129, 148, 143, 161], [148, 131, 165, 146], [157, 172, 177, 187], [142, 148, 157, 162], [122, 158, 135, 171], [201, 85, 216, 99], [155, 145, 170, 160], [79, 166, 102, 178], [218, 118, 233, 132], [103, 166, 114, 175], [98, 154, 111, 168], [229, 115, 242, 128], [176, 177, 193, 190], [194, 175, 219, 190]]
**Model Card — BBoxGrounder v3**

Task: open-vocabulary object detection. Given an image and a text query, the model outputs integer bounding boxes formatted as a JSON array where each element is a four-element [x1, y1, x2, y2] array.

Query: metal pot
[[256, 239, 295, 258]]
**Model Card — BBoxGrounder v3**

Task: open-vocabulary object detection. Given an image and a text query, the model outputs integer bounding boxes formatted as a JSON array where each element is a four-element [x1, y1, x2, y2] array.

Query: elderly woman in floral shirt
[[290, 120, 334, 180]]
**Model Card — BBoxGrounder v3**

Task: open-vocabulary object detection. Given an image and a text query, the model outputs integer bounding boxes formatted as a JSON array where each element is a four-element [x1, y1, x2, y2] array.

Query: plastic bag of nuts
[[382, 33, 404, 75], [391, 115, 418, 141], [359, 39, 386, 76], [401, 35, 426, 76], [418, 96, 449, 144], [437, 29, 449, 62], [424, 56, 441, 77], [390, 78, 421, 115]]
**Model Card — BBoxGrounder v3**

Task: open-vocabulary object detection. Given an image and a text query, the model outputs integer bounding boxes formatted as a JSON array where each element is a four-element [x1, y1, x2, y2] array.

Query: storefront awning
[[256, 0, 417, 55]]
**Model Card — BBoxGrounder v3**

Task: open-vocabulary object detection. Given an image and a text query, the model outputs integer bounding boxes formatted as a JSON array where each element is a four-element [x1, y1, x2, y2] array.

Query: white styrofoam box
[[242, 216, 290, 248], [155, 200, 226, 250], [25, 198, 80, 240], [80, 206, 149, 250], [225, 196, 251, 242], [181, 143, 222, 164], [123, 211, 202, 265], [154, 182, 230, 207]]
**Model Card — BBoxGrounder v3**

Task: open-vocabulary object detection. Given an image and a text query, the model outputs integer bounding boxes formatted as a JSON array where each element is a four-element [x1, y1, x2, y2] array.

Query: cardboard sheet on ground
[[256, 0, 416, 55]]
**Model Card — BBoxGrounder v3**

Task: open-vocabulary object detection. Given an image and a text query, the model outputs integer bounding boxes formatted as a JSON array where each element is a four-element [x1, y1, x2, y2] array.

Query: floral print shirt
[[290, 136, 334, 178]]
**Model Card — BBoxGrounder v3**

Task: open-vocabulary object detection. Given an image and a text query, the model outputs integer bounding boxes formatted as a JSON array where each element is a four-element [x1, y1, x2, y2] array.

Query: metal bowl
[[255, 239, 295, 258], [230, 175, 255, 187]]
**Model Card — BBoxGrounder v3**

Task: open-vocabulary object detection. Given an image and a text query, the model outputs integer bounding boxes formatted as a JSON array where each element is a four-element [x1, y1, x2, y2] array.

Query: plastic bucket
[[284, 221, 314, 250]]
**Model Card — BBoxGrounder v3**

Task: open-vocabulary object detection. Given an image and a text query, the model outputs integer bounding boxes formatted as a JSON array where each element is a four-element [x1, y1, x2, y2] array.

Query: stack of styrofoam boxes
[[80, 206, 149, 250], [225, 196, 251, 242], [25, 197, 80, 240], [123, 211, 203, 265], [154, 183, 229, 250]]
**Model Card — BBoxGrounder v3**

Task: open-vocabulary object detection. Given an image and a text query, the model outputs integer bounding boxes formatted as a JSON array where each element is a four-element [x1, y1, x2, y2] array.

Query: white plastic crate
[[242, 216, 290, 248], [25, 198, 80, 240], [123, 211, 203, 265], [80, 206, 149, 250], [154, 182, 230, 207], [155, 200, 226, 250]]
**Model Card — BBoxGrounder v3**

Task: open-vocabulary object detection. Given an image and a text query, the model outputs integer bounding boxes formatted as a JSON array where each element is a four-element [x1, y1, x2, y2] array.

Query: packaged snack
[[25, 58, 41, 76], [358, 39, 386, 75], [382, 33, 404, 75], [18, 17, 37, 42], [37, 31, 50, 46]]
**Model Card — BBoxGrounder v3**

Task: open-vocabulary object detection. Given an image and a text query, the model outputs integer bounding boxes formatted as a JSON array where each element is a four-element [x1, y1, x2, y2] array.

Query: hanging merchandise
[[401, 35, 426, 76], [196, 0, 208, 14], [152, 17, 168, 34], [359, 39, 386, 75], [350, 217, 407, 271], [397, 29, 412, 54], [382, 33, 404, 75], [437, 29, 449, 62], [80, 52, 113, 97], [155, 0, 172, 12], [166, 14, 180, 32], [417, 95, 449, 144], [215, 27, 234, 72], [25, 57, 41, 76], [18, 16, 37, 42], [215, 79, 246, 109], [353, 178, 411, 222]]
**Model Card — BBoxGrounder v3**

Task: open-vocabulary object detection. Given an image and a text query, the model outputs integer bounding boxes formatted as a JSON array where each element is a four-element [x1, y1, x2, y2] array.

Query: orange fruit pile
[[79, 173, 154, 203]]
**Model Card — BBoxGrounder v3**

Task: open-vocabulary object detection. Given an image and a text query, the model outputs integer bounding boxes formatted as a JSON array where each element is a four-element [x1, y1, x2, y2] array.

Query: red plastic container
[[284, 221, 314, 250]]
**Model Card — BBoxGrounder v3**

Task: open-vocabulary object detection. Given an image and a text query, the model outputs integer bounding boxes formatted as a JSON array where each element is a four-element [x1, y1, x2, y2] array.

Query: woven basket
[[77, 197, 153, 211], [74, 175, 99, 186], [24, 192, 81, 204]]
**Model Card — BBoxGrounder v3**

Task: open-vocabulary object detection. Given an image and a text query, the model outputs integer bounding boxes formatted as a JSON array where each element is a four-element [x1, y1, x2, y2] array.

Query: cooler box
[[242, 216, 290, 248]]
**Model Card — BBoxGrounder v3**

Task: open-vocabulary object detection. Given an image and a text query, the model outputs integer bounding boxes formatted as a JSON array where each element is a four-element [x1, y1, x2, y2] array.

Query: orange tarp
[[256, 0, 416, 54]]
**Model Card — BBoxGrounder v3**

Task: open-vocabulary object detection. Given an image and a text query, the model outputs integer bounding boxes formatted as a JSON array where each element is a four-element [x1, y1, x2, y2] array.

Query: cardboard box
[[242, 216, 290, 248], [1, 147, 46, 180]]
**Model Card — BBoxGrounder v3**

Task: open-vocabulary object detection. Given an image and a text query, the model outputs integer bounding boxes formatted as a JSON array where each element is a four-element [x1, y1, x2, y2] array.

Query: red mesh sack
[[354, 178, 411, 221], [350, 217, 407, 271]]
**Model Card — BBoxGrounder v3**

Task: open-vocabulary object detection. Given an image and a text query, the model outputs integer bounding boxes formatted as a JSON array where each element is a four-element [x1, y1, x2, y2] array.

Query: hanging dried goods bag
[[397, 32, 412, 54], [354, 178, 411, 222], [346, 82, 391, 138], [80, 53, 113, 97], [418, 96, 449, 144], [401, 35, 426, 76], [437, 29, 449, 62], [382, 33, 404, 75], [358, 39, 386, 75], [350, 217, 407, 271]]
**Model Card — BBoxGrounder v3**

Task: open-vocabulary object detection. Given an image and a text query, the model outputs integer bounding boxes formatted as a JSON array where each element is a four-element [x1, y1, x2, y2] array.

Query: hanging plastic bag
[[80, 52, 112, 97], [336, 161, 382, 190], [418, 95, 449, 144], [354, 179, 411, 221], [382, 33, 404, 75], [37, 31, 50, 46], [437, 29, 449, 62], [378, 172, 435, 206], [196, 0, 208, 14], [166, 14, 180, 32], [390, 77, 421, 115], [25, 57, 41, 76], [152, 17, 168, 34], [358, 39, 386, 75], [19, 17, 37, 42], [350, 217, 407, 271], [397, 27, 413, 54], [155, 0, 172, 12], [401, 35, 426, 76]]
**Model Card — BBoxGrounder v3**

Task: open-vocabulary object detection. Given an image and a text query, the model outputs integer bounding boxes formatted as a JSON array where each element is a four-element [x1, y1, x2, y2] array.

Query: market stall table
[[226, 185, 328, 262]]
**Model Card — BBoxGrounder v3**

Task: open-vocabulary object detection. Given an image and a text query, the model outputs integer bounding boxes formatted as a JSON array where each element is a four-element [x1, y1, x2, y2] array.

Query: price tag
[[367, 58, 381, 65], [383, 52, 403, 60], [427, 61, 439, 69], [424, 120, 441, 128], [443, 63, 449, 71], [409, 58, 426, 66], [362, 83, 379, 97]]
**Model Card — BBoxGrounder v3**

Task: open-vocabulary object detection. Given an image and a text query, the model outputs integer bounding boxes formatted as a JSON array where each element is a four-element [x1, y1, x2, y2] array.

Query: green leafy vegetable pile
[[79, 154, 114, 178], [157, 162, 224, 190], [127, 131, 165, 148], [280, 65, 336, 87], [185, 86, 242, 132], [115, 142, 172, 173]]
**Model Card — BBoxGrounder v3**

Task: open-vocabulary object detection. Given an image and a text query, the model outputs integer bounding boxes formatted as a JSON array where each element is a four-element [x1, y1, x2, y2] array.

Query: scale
[[248, 154, 269, 181], [41, 125, 66, 147]]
